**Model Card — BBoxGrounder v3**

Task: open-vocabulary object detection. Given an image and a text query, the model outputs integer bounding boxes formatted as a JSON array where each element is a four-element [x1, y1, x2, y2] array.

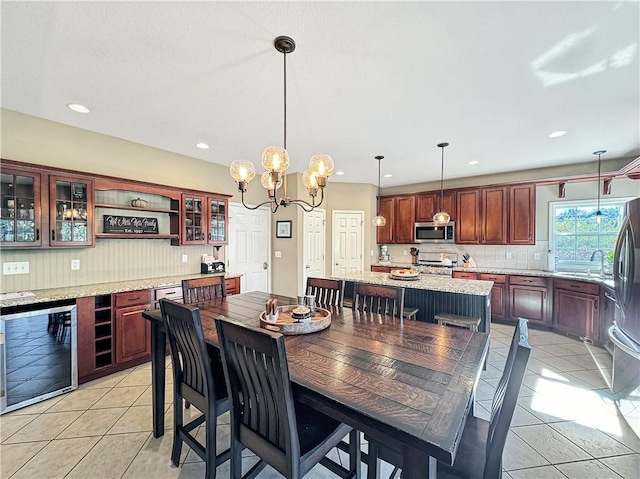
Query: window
[[549, 198, 631, 273]]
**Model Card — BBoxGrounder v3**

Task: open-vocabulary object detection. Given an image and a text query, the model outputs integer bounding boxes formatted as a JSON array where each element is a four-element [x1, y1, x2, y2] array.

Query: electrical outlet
[[71, 259, 80, 270], [371, 250, 374, 256], [506, 252, 513, 260], [403, 250, 408, 256], [275, 251, 282, 258], [3, 261, 29, 275], [182, 254, 188, 263], [534, 252, 541, 260]]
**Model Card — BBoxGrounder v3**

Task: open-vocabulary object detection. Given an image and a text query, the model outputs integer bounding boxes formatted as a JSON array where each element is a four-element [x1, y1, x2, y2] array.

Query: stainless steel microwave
[[414, 222, 455, 243]]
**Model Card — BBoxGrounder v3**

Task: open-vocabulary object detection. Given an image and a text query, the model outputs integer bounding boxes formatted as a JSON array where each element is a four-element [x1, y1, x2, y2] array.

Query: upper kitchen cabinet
[[1, 160, 94, 248], [376, 195, 415, 244], [415, 190, 456, 222], [49, 174, 94, 247], [1, 167, 43, 247], [456, 185, 534, 245], [178, 193, 229, 246], [509, 184, 536, 245]]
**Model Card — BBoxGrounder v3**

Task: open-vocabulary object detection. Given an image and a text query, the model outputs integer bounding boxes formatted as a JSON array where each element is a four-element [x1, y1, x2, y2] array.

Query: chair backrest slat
[[353, 283, 405, 318], [216, 318, 300, 468], [182, 276, 226, 304], [306, 277, 345, 307], [484, 318, 531, 478]]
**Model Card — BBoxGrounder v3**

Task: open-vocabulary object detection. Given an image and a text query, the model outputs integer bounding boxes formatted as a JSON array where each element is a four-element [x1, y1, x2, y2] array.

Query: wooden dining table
[[142, 291, 490, 479]]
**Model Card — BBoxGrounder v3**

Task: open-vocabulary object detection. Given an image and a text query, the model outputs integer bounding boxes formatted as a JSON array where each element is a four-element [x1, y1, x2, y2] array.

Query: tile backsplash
[[383, 242, 550, 271]]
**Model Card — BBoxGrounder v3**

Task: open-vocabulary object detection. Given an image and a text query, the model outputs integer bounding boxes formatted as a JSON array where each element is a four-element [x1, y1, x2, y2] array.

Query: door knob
[[305, 265, 310, 269], [263, 262, 269, 270]]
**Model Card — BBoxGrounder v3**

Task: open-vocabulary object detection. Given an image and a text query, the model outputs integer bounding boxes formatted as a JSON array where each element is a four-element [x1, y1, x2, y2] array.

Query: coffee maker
[[379, 245, 390, 264]]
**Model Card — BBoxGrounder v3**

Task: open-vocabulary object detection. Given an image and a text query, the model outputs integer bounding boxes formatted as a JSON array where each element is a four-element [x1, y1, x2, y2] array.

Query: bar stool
[[435, 312, 481, 331], [403, 307, 419, 320]]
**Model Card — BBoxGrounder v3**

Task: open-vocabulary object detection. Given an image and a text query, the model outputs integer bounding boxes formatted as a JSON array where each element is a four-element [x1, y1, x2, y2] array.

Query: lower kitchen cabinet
[[225, 276, 240, 295], [114, 290, 151, 364], [481, 273, 508, 322], [452, 271, 479, 280], [509, 275, 550, 326], [553, 279, 600, 341], [371, 265, 393, 273]]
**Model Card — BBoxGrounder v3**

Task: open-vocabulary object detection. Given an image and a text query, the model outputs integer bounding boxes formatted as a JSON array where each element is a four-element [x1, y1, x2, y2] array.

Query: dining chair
[[366, 317, 531, 479], [159, 299, 231, 479], [306, 277, 345, 307], [215, 317, 361, 479], [352, 283, 405, 318], [182, 276, 226, 304]]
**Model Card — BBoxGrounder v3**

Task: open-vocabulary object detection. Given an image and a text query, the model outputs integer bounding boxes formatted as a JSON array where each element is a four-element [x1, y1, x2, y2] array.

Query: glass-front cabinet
[[207, 197, 227, 245], [0, 168, 42, 246], [49, 174, 94, 246], [182, 194, 205, 244]]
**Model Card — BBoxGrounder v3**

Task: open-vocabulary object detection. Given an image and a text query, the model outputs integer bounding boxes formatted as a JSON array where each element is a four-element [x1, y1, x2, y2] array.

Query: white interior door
[[228, 204, 271, 293], [303, 209, 326, 292], [332, 210, 364, 275]]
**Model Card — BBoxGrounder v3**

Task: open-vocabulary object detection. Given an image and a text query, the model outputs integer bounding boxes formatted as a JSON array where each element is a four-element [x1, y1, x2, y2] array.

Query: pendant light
[[372, 155, 386, 227], [229, 36, 334, 213], [432, 142, 451, 226], [593, 149, 606, 224]]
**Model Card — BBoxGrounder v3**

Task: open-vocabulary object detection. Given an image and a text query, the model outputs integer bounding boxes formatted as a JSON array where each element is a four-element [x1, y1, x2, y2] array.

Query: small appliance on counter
[[201, 254, 225, 274], [379, 245, 390, 264]]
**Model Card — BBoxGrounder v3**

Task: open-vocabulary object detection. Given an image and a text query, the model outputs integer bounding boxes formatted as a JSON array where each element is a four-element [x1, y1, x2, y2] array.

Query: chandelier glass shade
[[594, 149, 606, 224], [229, 36, 333, 213], [432, 142, 451, 226], [372, 155, 386, 227]]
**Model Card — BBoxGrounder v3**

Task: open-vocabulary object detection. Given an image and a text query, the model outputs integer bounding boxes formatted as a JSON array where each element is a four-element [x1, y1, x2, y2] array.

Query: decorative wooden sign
[[103, 215, 158, 234]]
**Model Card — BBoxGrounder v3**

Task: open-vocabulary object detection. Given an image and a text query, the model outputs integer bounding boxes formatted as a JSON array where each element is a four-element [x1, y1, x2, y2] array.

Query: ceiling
[[2, 1, 638, 187]]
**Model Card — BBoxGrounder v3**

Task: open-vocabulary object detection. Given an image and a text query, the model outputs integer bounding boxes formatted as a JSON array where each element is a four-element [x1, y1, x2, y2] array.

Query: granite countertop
[[372, 263, 615, 288], [332, 272, 493, 296], [0, 272, 242, 308]]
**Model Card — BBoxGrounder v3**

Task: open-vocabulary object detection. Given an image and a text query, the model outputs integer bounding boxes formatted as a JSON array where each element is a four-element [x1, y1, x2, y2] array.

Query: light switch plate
[[3, 262, 29, 275], [534, 252, 541, 260], [71, 259, 80, 270], [182, 254, 188, 263]]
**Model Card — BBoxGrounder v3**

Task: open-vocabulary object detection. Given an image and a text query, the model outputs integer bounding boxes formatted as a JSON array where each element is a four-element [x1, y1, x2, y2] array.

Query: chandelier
[[229, 36, 334, 213], [593, 149, 606, 224], [432, 142, 451, 226]]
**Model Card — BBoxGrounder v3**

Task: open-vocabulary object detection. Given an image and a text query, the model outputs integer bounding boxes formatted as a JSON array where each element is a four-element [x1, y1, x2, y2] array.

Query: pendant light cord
[[283, 47, 287, 151], [377, 157, 381, 213], [439, 146, 445, 211], [597, 152, 601, 211]]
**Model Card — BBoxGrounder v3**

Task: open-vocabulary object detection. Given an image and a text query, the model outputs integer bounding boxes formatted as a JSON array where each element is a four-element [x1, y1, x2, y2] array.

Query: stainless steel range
[[416, 251, 458, 277]]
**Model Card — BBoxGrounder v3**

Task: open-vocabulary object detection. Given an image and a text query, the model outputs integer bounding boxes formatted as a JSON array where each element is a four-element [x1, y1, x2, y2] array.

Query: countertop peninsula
[[332, 271, 493, 296], [0, 272, 242, 308]]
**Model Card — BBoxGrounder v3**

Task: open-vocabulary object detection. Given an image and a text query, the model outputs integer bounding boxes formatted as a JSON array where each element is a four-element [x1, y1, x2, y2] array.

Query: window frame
[[548, 196, 633, 273]]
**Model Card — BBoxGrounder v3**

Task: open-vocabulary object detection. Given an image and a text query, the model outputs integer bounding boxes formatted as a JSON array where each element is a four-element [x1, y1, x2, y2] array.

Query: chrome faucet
[[590, 249, 605, 279]]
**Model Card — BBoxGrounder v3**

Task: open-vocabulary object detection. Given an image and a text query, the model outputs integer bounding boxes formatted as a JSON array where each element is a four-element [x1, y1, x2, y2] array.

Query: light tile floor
[[1, 322, 638, 478]]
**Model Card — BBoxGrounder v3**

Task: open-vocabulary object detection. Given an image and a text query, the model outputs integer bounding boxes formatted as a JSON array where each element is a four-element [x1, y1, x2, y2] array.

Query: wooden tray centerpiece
[[260, 305, 331, 335], [389, 269, 421, 281]]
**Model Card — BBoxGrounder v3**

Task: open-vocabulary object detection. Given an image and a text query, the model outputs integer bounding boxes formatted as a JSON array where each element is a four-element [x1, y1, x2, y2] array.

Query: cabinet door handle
[[570, 285, 580, 289], [36, 228, 40, 241], [523, 279, 532, 283], [604, 292, 615, 301], [51, 229, 55, 241], [529, 234, 532, 241], [164, 291, 177, 296]]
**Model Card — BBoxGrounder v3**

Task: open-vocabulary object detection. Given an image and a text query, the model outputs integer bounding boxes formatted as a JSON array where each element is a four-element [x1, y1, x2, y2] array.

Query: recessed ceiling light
[[335, 171, 345, 176], [468, 160, 480, 165], [383, 174, 393, 178], [548, 130, 567, 138], [67, 103, 90, 113], [195, 142, 210, 149]]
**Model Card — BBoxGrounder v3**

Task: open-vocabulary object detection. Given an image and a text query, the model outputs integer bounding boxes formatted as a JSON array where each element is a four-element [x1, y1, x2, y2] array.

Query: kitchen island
[[332, 271, 493, 332]]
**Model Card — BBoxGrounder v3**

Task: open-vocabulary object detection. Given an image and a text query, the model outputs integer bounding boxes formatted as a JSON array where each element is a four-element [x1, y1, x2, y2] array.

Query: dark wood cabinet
[[481, 273, 508, 321], [376, 195, 415, 244], [206, 196, 228, 245], [482, 187, 508, 244], [553, 279, 599, 341], [415, 191, 456, 222], [509, 275, 549, 325], [49, 174, 94, 246], [509, 184, 535, 245], [225, 276, 240, 295], [0, 167, 43, 247], [457, 184, 534, 246], [453, 271, 479, 280], [114, 290, 151, 364], [77, 294, 114, 382], [371, 265, 393, 273]]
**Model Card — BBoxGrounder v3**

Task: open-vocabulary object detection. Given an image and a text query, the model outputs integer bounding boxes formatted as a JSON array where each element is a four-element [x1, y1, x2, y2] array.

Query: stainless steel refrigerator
[[609, 196, 640, 437]]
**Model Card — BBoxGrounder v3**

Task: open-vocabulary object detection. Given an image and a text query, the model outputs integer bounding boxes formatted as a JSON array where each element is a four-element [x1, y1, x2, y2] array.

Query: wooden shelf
[[96, 233, 178, 239], [95, 203, 178, 214]]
